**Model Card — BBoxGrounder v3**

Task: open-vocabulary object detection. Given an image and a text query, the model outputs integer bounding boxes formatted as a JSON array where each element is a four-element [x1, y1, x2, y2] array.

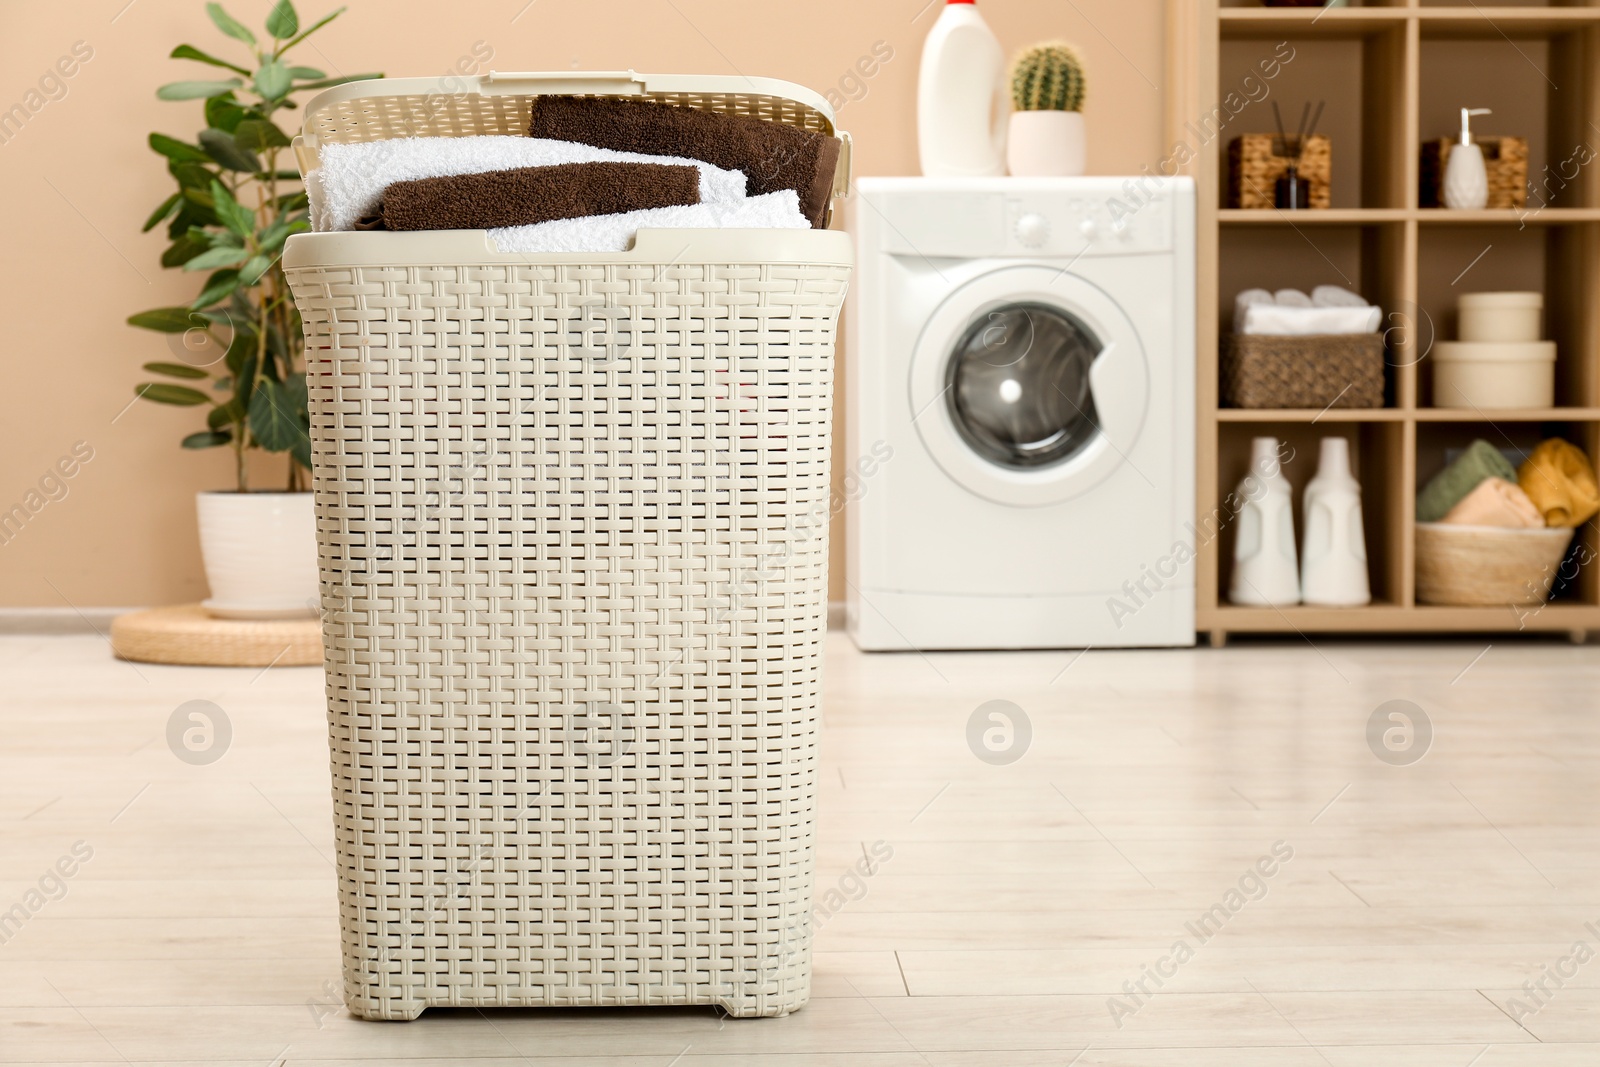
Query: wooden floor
[[4, 631, 1600, 1064]]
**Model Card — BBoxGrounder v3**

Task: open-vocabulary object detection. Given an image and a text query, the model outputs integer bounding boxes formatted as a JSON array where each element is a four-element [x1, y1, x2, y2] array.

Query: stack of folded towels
[[1418, 438, 1600, 529], [306, 95, 842, 253], [1232, 286, 1382, 336]]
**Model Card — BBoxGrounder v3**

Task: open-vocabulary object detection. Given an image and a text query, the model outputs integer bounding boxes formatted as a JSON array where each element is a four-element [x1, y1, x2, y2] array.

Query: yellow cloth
[[1440, 477, 1543, 528], [1518, 439, 1600, 528]]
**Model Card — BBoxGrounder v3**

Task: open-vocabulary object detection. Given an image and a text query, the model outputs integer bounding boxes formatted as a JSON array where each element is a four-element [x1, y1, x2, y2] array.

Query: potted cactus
[[1007, 42, 1087, 177]]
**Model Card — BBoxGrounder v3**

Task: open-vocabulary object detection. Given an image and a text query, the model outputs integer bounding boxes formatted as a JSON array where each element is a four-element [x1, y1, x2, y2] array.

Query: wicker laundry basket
[[282, 71, 852, 1021]]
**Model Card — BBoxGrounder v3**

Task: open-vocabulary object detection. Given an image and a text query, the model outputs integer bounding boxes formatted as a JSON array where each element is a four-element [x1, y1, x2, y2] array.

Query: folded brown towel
[[530, 96, 841, 228], [378, 161, 701, 232]]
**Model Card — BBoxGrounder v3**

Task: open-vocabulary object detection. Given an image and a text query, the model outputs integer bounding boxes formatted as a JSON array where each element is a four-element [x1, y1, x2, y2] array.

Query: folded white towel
[[488, 190, 810, 254], [1233, 288, 1273, 335], [1274, 288, 1313, 307], [1240, 304, 1382, 335], [1312, 284, 1368, 308], [308, 135, 750, 232]]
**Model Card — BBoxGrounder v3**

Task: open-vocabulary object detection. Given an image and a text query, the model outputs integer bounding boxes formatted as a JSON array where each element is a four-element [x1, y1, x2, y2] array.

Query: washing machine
[[845, 176, 1196, 650]]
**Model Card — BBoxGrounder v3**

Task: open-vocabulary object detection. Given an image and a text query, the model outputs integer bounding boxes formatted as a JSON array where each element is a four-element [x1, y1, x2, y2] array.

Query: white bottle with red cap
[[917, 0, 1008, 177]]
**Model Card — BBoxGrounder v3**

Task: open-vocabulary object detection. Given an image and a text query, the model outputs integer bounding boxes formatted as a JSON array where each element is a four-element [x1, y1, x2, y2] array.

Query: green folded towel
[[1417, 439, 1517, 522]]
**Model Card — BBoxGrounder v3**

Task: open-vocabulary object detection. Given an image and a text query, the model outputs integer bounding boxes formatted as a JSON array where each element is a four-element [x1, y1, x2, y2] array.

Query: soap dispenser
[[1442, 107, 1493, 210]]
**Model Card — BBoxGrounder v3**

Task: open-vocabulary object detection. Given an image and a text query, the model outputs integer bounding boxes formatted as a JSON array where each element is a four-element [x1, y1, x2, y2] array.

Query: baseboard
[[0, 607, 137, 635]]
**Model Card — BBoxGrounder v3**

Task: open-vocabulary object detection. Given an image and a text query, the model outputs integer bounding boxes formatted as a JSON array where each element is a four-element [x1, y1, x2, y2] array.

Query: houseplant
[[127, 1, 377, 618], [1006, 42, 1087, 177]]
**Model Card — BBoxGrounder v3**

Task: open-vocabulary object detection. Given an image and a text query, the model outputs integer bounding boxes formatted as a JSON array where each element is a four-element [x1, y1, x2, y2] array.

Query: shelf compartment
[[1214, 421, 1404, 613], [1223, 209, 1600, 225], [1219, 222, 1408, 407], [1415, 222, 1595, 409], [1414, 420, 1600, 607], [1217, 29, 1408, 210]]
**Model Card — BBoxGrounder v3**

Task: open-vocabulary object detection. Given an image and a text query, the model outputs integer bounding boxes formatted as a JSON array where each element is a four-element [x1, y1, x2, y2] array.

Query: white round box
[[1432, 340, 1556, 408], [1459, 291, 1542, 343]]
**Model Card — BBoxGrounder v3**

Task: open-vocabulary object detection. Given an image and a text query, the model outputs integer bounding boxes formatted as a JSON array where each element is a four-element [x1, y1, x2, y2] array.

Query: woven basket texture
[[1222, 332, 1386, 409], [1420, 137, 1528, 209], [1415, 523, 1572, 605], [286, 253, 848, 1020], [1227, 134, 1331, 210]]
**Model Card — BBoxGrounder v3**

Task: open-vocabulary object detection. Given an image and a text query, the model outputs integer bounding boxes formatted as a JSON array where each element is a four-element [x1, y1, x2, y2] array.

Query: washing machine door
[[910, 265, 1150, 508]]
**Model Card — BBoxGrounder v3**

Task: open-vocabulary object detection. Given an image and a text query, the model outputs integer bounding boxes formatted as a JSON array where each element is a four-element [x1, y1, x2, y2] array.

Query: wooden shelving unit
[[1168, 0, 1600, 642]]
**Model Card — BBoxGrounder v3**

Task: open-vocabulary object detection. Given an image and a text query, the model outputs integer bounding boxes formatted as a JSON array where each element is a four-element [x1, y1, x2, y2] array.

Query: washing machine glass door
[[911, 266, 1149, 508], [946, 302, 1102, 470]]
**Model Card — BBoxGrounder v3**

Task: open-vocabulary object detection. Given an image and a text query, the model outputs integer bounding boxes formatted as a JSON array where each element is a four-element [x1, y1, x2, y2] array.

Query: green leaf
[[143, 361, 210, 379], [142, 192, 183, 233], [249, 379, 302, 451], [204, 92, 247, 132], [160, 235, 208, 268], [206, 3, 257, 45], [198, 127, 261, 172], [148, 133, 210, 163], [136, 383, 211, 406], [233, 118, 291, 151], [258, 215, 307, 252], [182, 430, 233, 448], [169, 43, 251, 76], [208, 399, 243, 429], [278, 6, 343, 52], [156, 79, 243, 101], [254, 59, 292, 101], [183, 245, 252, 271], [265, 0, 299, 39], [291, 435, 312, 469], [209, 179, 256, 237], [287, 66, 324, 80], [238, 254, 274, 286], [128, 307, 202, 333], [190, 269, 241, 309], [289, 73, 381, 91], [168, 159, 217, 189]]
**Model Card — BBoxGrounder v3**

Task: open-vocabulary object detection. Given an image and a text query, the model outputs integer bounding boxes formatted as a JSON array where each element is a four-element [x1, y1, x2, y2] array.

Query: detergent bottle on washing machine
[[917, 0, 1008, 177]]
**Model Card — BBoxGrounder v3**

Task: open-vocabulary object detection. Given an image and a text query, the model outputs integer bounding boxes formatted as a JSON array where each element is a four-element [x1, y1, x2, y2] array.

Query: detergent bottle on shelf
[[1229, 436, 1301, 606], [1300, 437, 1372, 606], [917, 0, 1008, 177]]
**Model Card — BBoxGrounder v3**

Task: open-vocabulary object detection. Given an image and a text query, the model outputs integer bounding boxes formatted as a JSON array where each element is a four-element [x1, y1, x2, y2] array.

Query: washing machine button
[[1015, 212, 1050, 248], [1078, 217, 1099, 240]]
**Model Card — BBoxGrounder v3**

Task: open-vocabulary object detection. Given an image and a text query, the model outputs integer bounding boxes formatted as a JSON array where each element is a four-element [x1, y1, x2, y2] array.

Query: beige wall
[[0, 0, 1167, 608]]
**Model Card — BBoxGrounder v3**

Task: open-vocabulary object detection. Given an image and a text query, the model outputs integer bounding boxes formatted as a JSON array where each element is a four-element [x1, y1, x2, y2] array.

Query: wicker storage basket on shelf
[[1227, 134, 1331, 209], [282, 71, 852, 1022], [1415, 523, 1573, 605], [1420, 137, 1527, 209], [1221, 333, 1385, 408]]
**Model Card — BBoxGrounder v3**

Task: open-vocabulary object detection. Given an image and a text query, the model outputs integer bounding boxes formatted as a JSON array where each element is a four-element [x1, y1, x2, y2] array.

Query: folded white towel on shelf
[[1233, 288, 1274, 334], [1274, 288, 1313, 307], [1312, 284, 1368, 308], [1240, 304, 1382, 335], [307, 135, 750, 232], [488, 190, 810, 254]]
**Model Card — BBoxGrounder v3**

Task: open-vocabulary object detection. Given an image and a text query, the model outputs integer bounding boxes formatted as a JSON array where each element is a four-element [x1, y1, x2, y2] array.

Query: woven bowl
[[1415, 523, 1575, 606]]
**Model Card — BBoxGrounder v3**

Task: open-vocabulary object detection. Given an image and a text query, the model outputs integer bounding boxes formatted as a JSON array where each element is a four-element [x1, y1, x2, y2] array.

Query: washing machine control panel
[[869, 180, 1182, 260], [1005, 190, 1172, 257]]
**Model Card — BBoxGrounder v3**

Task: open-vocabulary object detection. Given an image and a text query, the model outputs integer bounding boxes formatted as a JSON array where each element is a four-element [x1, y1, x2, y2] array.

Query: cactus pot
[[1007, 110, 1086, 176]]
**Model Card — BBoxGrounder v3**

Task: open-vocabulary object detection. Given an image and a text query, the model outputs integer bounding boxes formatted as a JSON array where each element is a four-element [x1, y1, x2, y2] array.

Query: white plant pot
[[196, 491, 318, 619], [1006, 110, 1087, 177]]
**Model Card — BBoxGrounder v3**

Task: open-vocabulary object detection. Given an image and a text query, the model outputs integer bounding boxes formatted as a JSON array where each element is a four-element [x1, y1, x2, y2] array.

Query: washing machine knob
[[1015, 212, 1050, 248], [1078, 217, 1099, 239]]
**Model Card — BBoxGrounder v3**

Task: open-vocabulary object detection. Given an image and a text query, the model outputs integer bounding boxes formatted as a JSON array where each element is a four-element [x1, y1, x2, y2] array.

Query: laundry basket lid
[[292, 70, 850, 200]]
